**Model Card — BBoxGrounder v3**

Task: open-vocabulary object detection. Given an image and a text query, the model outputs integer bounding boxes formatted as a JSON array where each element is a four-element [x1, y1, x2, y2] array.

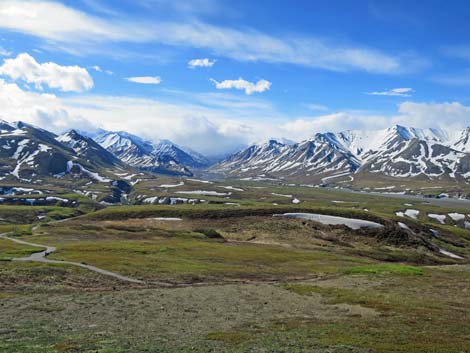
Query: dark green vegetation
[[1, 178, 470, 352]]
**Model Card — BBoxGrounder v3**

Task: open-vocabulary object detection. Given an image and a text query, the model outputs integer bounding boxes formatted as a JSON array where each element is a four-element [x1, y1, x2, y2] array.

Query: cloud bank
[[1, 74, 469, 155], [0, 1, 420, 74], [0, 53, 93, 92]]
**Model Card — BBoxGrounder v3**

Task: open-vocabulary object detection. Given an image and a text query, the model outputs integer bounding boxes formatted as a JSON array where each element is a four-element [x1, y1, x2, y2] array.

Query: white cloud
[[2, 74, 468, 155], [394, 101, 470, 130], [126, 76, 162, 84], [280, 101, 470, 141], [0, 78, 263, 154], [0, 53, 93, 92], [365, 87, 414, 97], [280, 113, 390, 141], [210, 78, 271, 95], [188, 58, 215, 68], [90, 65, 113, 75], [0, 78, 96, 132], [0, 46, 11, 57], [90, 65, 102, 72], [0, 1, 417, 74]]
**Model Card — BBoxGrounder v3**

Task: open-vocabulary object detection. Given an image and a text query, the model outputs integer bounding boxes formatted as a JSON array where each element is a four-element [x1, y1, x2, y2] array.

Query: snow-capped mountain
[[2, 120, 469, 185], [452, 127, 470, 153], [211, 125, 470, 182], [56, 130, 123, 168], [93, 131, 208, 176], [0, 121, 126, 182]]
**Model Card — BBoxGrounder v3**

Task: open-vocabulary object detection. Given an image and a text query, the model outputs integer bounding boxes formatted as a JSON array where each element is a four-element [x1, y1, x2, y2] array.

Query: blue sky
[[0, 0, 469, 155]]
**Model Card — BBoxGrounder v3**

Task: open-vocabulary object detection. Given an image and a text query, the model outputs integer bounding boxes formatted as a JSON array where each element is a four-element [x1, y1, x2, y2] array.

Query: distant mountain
[[0, 121, 125, 182], [211, 125, 470, 183], [3, 121, 468, 186], [93, 130, 209, 176], [56, 130, 123, 168], [452, 127, 470, 153]]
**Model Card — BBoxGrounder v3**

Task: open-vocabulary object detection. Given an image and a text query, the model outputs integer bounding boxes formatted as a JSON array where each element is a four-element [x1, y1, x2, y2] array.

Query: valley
[[2, 2, 470, 351], [1, 168, 470, 352], [1, 120, 470, 352]]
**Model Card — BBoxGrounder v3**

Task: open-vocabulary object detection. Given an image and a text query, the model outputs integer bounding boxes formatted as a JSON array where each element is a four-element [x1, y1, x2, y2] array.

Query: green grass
[[46, 236, 370, 282], [0, 178, 469, 352], [342, 264, 424, 276], [0, 238, 41, 260], [0, 205, 82, 224]]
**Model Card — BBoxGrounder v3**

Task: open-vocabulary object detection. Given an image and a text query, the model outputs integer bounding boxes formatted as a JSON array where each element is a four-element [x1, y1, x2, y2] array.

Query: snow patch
[[276, 213, 383, 230], [175, 190, 230, 196], [439, 249, 464, 260], [428, 214, 446, 224], [448, 213, 465, 222], [159, 182, 184, 188]]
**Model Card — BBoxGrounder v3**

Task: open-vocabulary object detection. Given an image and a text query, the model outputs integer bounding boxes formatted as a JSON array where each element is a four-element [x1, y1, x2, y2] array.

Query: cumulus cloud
[[210, 78, 271, 95], [188, 58, 215, 68], [394, 101, 470, 130], [0, 1, 418, 74], [2, 75, 469, 155], [280, 101, 470, 141], [126, 76, 162, 84], [0, 53, 93, 92], [0, 78, 96, 132], [365, 87, 414, 97], [280, 113, 391, 141]]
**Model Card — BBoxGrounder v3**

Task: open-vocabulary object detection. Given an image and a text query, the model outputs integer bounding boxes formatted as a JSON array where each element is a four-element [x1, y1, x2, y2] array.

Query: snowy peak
[[57, 130, 122, 168], [212, 124, 470, 182], [327, 125, 450, 160], [452, 127, 470, 153], [0, 123, 127, 182], [96, 131, 154, 156], [211, 133, 360, 180], [93, 130, 204, 176]]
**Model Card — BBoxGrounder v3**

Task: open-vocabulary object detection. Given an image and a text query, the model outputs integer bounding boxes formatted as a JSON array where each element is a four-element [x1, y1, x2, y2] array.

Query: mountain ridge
[[210, 124, 470, 182]]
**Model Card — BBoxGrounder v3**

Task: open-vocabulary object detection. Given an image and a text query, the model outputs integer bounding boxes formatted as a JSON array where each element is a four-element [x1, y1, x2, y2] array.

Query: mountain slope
[[211, 125, 470, 183], [93, 131, 207, 176], [0, 121, 129, 183], [57, 130, 124, 168]]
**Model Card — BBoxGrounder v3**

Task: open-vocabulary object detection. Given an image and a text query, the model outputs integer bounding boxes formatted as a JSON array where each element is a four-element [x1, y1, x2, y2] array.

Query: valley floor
[[1, 181, 470, 352]]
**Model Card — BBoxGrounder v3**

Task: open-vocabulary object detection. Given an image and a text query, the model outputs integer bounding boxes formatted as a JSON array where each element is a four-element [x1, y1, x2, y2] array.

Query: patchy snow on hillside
[[159, 182, 184, 188], [175, 190, 231, 196], [448, 212, 465, 222], [428, 214, 446, 224], [276, 213, 383, 230]]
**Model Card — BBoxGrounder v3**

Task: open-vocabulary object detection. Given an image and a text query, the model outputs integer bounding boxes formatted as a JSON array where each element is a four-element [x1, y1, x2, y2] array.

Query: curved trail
[[0, 233, 144, 284]]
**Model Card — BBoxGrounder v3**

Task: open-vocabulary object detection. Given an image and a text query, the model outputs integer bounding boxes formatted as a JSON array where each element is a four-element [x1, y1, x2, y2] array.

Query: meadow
[[1, 178, 470, 352]]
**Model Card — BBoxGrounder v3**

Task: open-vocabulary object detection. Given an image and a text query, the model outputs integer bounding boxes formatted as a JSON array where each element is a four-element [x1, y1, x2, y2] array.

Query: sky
[[0, 0, 470, 155]]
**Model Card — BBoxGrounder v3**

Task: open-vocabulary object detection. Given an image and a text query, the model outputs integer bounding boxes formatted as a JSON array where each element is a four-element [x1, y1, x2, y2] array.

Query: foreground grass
[[0, 182, 469, 352], [46, 236, 371, 282], [1, 265, 470, 352], [342, 263, 424, 276], [0, 238, 40, 260]]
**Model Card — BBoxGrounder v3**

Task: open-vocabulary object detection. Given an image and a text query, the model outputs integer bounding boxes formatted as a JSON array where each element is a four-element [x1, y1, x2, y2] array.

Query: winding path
[[0, 233, 144, 284]]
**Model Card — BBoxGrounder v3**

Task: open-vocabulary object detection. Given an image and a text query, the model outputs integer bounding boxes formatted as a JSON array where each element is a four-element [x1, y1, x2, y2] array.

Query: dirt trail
[[0, 233, 144, 284]]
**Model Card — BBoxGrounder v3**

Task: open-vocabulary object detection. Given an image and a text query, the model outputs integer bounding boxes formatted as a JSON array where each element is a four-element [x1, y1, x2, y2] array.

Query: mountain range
[[210, 125, 470, 183], [1, 119, 469, 186]]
